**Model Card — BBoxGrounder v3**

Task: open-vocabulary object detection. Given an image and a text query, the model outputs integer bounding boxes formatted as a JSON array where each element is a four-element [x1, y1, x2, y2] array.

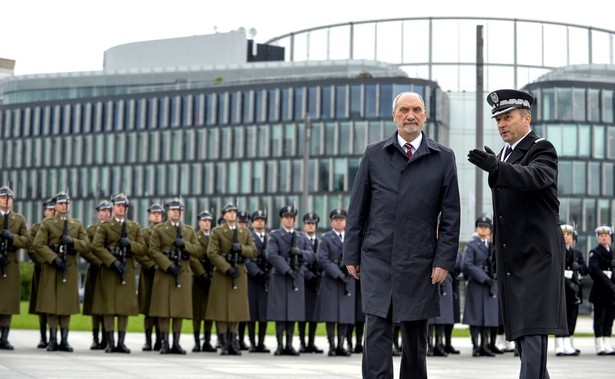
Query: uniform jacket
[[246, 230, 270, 322], [343, 131, 461, 321], [27, 221, 45, 315], [314, 230, 355, 323], [303, 234, 321, 322], [488, 130, 567, 340], [0, 211, 28, 315], [565, 246, 588, 305], [32, 215, 89, 315], [588, 244, 615, 306], [206, 224, 257, 322], [462, 237, 499, 327], [91, 218, 147, 316], [266, 228, 315, 321], [138, 225, 158, 315], [191, 230, 211, 321], [81, 222, 103, 316], [149, 220, 199, 319]]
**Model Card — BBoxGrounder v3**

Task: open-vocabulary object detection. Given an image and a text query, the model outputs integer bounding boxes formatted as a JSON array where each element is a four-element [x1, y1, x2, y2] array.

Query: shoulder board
[[534, 138, 546, 143]]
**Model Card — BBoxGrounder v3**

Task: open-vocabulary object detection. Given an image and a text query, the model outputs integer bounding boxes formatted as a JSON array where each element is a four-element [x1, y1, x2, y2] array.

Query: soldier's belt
[[564, 270, 574, 279], [224, 254, 246, 264], [48, 243, 77, 255], [108, 247, 133, 259], [163, 251, 189, 260]]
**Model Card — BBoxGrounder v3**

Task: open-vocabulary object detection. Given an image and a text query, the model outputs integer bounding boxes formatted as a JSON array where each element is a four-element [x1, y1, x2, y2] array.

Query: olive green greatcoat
[[149, 221, 199, 319], [91, 218, 146, 316], [27, 221, 46, 315], [190, 231, 211, 321], [81, 223, 103, 316], [33, 216, 89, 315], [0, 211, 29, 315], [206, 225, 257, 322], [138, 225, 158, 315]]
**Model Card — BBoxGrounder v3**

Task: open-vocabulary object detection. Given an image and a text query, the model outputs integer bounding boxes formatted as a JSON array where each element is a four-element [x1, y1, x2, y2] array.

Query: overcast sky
[[2, 0, 613, 76]]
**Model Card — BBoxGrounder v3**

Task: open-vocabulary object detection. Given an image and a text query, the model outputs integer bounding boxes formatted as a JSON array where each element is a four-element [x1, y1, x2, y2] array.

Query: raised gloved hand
[[338, 273, 350, 284], [290, 247, 302, 256], [226, 267, 241, 279], [60, 234, 74, 248], [468, 146, 499, 173], [286, 269, 297, 280], [167, 263, 181, 277], [2, 229, 13, 242], [485, 278, 494, 287], [174, 237, 185, 250], [231, 243, 242, 255], [52, 257, 66, 271], [111, 259, 127, 275]]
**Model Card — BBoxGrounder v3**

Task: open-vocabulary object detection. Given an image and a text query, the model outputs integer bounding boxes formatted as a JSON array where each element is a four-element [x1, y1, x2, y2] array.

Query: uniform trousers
[[517, 335, 550, 379]]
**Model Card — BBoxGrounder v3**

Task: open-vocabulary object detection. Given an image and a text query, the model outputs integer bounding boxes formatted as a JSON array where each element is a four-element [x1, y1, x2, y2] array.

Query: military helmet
[[303, 212, 320, 223], [95, 200, 113, 211], [0, 186, 14, 198], [147, 203, 164, 213], [595, 225, 613, 236], [280, 205, 298, 218], [237, 211, 250, 222], [251, 210, 267, 221], [197, 210, 214, 221], [111, 193, 129, 206], [329, 208, 348, 220], [221, 203, 238, 214], [475, 216, 492, 229], [52, 191, 70, 204], [165, 197, 184, 210]]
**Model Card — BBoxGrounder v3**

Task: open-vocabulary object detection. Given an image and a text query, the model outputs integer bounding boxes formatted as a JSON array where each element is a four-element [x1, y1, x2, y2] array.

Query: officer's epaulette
[[534, 137, 546, 143]]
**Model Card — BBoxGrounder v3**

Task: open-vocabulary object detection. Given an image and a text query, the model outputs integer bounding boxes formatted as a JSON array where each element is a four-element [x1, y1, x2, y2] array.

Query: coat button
[[506, 272, 511, 277], [502, 243, 507, 248]]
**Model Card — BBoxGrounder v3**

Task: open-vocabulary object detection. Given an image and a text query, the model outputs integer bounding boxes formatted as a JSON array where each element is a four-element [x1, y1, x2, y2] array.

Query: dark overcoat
[[343, 131, 461, 321], [91, 218, 147, 316], [588, 245, 615, 306], [33, 216, 89, 315], [245, 230, 270, 322], [0, 211, 28, 315], [206, 224, 257, 322], [303, 235, 322, 322], [149, 221, 199, 319], [314, 230, 355, 323], [564, 246, 588, 305], [488, 131, 567, 340], [266, 228, 315, 321], [462, 238, 499, 327]]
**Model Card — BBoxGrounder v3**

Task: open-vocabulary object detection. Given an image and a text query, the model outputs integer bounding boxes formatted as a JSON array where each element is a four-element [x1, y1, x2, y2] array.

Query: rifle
[[0, 213, 10, 278], [288, 231, 300, 292], [118, 221, 127, 285], [229, 228, 240, 290], [255, 233, 272, 292], [59, 218, 69, 283], [174, 224, 183, 288]]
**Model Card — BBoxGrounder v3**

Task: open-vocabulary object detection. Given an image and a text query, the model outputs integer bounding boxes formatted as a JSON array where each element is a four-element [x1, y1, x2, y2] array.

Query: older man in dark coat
[[468, 89, 567, 379], [344, 92, 460, 379]]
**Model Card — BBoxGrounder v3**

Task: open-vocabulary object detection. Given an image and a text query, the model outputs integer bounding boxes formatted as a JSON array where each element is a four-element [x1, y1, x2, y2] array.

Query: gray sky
[[2, 0, 613, 75]]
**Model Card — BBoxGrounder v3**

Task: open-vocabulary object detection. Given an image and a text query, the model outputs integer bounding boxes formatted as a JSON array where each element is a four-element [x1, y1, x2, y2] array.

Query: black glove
[[286, 269, 297, 280], [290, 247, 302, 256], [571, 262, 580, 270], [60, 234, 74, 248], [485, 278, 494, 287], [231, 243, 242, 255], [1, 229, 13, 242], [468, 146, 499, 173], [111, 259, 127, 275], [174, 238, 185, 250], [338, 273, 350, 284], [52, 257, 66, 271], [226, 267, 241, 279], [569, 282, 579, 293], [167, 263, 181, 277], [119, 237, 131, 249]]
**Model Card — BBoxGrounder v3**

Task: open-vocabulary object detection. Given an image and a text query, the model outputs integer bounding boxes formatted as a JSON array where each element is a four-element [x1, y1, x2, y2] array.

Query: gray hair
[[392, 92, 426, 113]]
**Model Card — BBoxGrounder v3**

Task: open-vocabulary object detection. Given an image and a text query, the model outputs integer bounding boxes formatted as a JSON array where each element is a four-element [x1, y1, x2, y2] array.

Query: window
[[335, 85, 347, 118], [572, 88, 586, 121], [350, 84, 362, 119]]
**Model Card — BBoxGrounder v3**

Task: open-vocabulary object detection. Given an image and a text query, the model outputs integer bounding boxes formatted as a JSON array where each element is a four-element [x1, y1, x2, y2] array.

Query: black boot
[[159, 332, 170, 354], [238, 324, 249, 351], [171, 332, 186, 354], [219, 333, 229, 356], [274, 333, 284, 356], [0, 327, 14, 350], [470, 326, 480, 357], [153, 328, 162, 351], [58, 328, 73, 352], [255, 325, 270, 353], [202, 331, 216, 352], [327, 336, 337, 356], [47, 328, 58, 351], [193, 331, 201, 352], [336, 333, 351, 356], [104, 331, 115, 353], [37, 323, 48, 349], [306, 323, 323, 353], [115, 331, 131, 353], [298, 322, 307, 353], [479, 329, 495, 357], [90, 328, 103, 350], [433, 327, 448, 357], [229, 333, 242, 355], [284, 331, 299, 356], [100, 326, 108, 349], [143, 329, 153, 351]]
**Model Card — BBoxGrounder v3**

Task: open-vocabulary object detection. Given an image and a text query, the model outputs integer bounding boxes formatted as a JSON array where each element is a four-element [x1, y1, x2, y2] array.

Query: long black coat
[[488, 131, 568, 340], [588, 245, 615, 306], [343, 131, 461, 321], [245, 230, 269, 322], [462, 238, 499, 327]]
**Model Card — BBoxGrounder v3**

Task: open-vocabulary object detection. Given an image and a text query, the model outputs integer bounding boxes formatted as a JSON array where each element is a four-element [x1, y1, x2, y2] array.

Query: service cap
[[43, 198, 56, 209], [95, 200, 113, 211], [165, 197, 184, 210], [303, 212, 320, 223], [560, 224, 575, 234], [475, 216, 492, 229], [251, 210, 267, 221], [280, 205, 298, 218], [0, 186, 13, 198], [52, 191, 70, 204], [595, 225, 612, 236], [329, 208, 348, 220], [197, 210, 213, 221], [221, 203, 238, 214], [487, 89, 534, 118], [111, 192, 129, 206], [237, 211, 251, 222], [147, 203, 164, 213]]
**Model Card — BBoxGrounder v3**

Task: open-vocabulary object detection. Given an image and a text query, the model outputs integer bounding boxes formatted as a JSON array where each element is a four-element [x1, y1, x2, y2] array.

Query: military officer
[[33, 191, 90, 352], [91, 193, 147, 353], [299, 212, 324, 354], [149, 198, 199, 354], [82, 200, 112, 350], [27, 197, 55, 349], [236, 210, 251, 350], [206, 203, 257, 356], [314, 208, 355, 357], [588, 225, 615, 355], [190, 210, 216, 353], [245, 209, 271, 352], [0, 186, 29, 350], [266, 205, 315, 356], [139, 203, 164, 351]]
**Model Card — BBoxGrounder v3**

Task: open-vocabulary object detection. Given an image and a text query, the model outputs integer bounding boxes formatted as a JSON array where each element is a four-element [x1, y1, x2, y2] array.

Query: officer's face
[[393, 93, 426, 142], [224, 210, 237, 224], [43, 208, 55, 219], [252, 218, 266, 231], [198, 219, 211, 233], [149, 211, 163, 224], [563, 231, 574, 246], [303, 221, 316, 235], [475, 225, 491, 239], [97, 209, 111, 222], [55, 202, 69, 216], [238, 221, 248, 228], [113, 204, 127, 219], [0, 195, 10, 211], [167, 209, 181, 223], [281, 215, 295, 229], [331, 217, 346, 232], [598, 233, 612, 247], [494, 109, 531, 145]]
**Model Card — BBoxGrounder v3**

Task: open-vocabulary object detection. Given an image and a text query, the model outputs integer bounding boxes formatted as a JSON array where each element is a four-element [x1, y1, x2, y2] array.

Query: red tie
[[404, 142, 413, 158]]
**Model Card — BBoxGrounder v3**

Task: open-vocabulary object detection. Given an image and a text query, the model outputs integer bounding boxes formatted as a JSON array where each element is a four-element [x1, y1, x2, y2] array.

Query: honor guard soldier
[[33, 191, 90, 352], [82, 200, 112, 351], [190, 210, 216, 353], [588, 225, 615, 355], [314, 208, 355, 357], [139, 203, 164, 351], [299, 212, 324, 354], [245, 209, 272, 352], [149, 198, 199, 354], [0, 186, 29, 350], [236, 210, 251, 350], [27, 198, 55, 349], [554, 224, 588, 356], [266, 205, 316, 356], [91, 193, 147, 353], [206, 203, 257, 355], [462, 217, 499, 357]]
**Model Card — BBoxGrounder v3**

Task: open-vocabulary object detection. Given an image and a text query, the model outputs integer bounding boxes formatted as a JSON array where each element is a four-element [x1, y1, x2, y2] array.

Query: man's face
[[563, 231, 574, 246], [475, 225, 491, 239], [199, 219, 212, 233], [97, 209, 111, 222], [598, 233, 612, 247], [43, 208, 55, 219], [167, 209, 181, 223], [55, 202, 69, 217], [331, 217, 346, 232], [281, 215, 295, 229], [224, 210, 237, 224], [303, 221, 316, 235], [494, 109, 531, 145], [0, 195, 11, 211], [238, 220, 248, 229], [252, 218, 266, 231], [149, 211, 163, 224], [393, 93, 426, 141], [113, 204, 127, 219]]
